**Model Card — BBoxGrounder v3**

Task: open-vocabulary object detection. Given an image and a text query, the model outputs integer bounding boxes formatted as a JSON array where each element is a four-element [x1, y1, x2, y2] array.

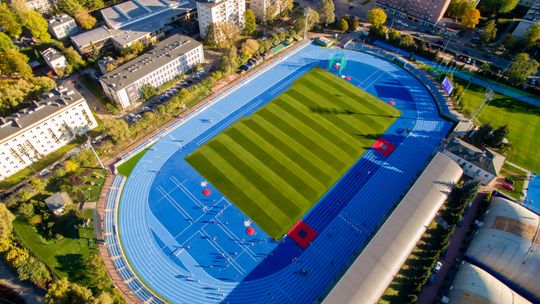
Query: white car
[[434, 261, 443, 273]]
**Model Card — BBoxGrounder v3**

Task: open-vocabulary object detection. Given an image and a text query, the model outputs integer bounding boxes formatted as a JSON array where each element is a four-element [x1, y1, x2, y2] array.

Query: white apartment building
[[100, 34, 204, 109], [250, 0, 285, 21], [22, 0, 55, 13], [197, 0, 246, 37], [48, 14, 78, 40], [41, 48, 67, 73], [0, 86, 98, 181]]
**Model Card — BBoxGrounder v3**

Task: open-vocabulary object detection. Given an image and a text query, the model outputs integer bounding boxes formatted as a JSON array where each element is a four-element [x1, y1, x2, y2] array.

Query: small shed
[[45, 192, 72, 215]]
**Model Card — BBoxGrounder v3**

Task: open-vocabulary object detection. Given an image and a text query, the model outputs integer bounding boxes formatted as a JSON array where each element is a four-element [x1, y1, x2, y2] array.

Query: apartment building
[[250, 0, 286, 21], [197, 0, 245, 37], [0, 85, 98, 181], [100, 34, 204, 109], [513, 3, 540, 37], [48, 14, 78, 40], [22, 0, 55, 13], [377, 0, 451, 26]]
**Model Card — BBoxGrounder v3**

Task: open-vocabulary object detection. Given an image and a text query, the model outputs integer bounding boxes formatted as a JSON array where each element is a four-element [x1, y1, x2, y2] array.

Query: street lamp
[[303, 7, 311, 40]]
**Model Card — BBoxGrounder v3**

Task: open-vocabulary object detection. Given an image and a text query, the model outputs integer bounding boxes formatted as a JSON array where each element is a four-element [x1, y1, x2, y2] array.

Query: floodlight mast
[[87, 135, 106, 171], [304, 7, 311, 40]]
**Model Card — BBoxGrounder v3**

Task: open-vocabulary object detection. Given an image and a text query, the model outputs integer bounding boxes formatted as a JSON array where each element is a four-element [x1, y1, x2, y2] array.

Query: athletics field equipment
[[113, 43, 453, 303]]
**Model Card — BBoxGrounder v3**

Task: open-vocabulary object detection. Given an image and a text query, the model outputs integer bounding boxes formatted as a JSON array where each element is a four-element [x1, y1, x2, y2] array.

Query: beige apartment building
[[376, 0, 451, 26]]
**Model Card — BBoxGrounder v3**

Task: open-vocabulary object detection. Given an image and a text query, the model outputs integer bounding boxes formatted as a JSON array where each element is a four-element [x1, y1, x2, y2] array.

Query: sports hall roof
[[448, 262, 532, 304], [465, 196, 540, 299], [323, 152, 463, 304]]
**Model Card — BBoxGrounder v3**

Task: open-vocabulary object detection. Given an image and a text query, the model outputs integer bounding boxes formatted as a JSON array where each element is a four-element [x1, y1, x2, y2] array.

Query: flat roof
[[101, 0, 193, 29], [71, 26, 115, 48], [0, 85, 85, 143], [100, 34, 201, 91], [48, 14, 74, 27], [323, 153, 463, 304]]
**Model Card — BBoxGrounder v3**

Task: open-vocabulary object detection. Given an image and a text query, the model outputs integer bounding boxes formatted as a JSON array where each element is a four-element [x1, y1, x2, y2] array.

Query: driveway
[[0, 260, 44, 304]]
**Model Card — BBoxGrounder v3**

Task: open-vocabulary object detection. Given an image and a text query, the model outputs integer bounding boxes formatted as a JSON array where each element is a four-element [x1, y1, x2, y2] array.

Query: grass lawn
[[499, 163, 527, 200], [0, 143, 78, 190], [117, 147, 152, 177], [455, 78, 540, 173], [186, 68, 400, 239], [12, 210, 97, 279], [79, 74, 108, 105], [80, 169, 106, 202]]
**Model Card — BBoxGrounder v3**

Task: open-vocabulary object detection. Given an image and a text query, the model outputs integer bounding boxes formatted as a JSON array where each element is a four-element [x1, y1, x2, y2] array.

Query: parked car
[[427, 273, 437, 286], [502, 183, 514, 191], [433, 261, 443, 273], [504, 177, 515, 185]]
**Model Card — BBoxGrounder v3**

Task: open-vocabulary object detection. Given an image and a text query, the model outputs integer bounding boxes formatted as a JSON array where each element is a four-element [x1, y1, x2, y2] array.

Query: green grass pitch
[[186, 68, 400, 239]]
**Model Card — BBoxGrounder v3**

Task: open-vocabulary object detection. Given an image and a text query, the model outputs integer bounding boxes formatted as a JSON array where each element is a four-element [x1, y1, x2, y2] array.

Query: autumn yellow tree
[[461, 7, 480, 29]]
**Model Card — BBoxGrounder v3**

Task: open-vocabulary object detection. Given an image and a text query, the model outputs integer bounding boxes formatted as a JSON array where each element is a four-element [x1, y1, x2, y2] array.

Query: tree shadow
[[56, 254, 88, 283]]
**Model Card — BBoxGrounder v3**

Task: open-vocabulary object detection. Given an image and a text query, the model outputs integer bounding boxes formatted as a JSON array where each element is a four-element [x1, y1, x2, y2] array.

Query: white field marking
[[170, 176, 204, 209], [172, 198, 229, 240], [199, 229, 246, 275], [214, 218, 258, 261], [157, 186, 194, 221]]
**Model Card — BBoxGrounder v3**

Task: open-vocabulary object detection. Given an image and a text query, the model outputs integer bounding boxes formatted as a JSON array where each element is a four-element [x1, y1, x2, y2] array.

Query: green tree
[[367, 7, 387, 28], [471, 123, 493, 147], [16, 256, 51, 288], [318, 0, 335, 26], [294, 9, 319, 33], [400, 35, 415, 48], [387, 28, 401, 42], [0, 3, 22, 38], [485, 125, 509, 148], [59, 0, 83, 15], [93, 292, 113, 304], [0, 204, 14, 240], [29, 177, 45, 193], [338, 17, 348, 33], [64, 159, 79, 173], [461, 7, 480, 29], [480, 20, 497, 43], [503, 34, 518, 51], [103, 118, 131, 143], [240, 39, 259, 60], [0, 49, 32, 79], [480, 0, 518, 16], [18, 202, 35, 219], [24, 10, 51, 41], [506, 53, 539, 84], [140, 83, 157, 100], [81, 0, 104, 10], [45, 278, 93, 304], [524, 22, 540, 49], [244, 9, 256, 35], [74, 9, 96, 30], [0, 33, 16, 52], [220, 46, 238, 73]]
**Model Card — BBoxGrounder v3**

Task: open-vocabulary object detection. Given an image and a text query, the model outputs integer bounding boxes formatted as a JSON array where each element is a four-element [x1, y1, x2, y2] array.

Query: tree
[[447, 0, 474, 19], [140, 83, 157, 100], [480, 0, 518, 16], [29, 177, 45, 193], [338, 17, 348, 33], [350, 16, 360, 32], [506, 53, 539, 84], [64, 159, 79, 173], [0, 3, 22, 38], [471, 123, 493, 146], [220, 46, 238, 73], [367, 7, 387, 28], [59, 0, 82, 15], [485, 125, 508, 148], [400, 35, 415, 48], [16, 256, 51, 288], [0, 204, 14, 240], [18, 202, 35, 219], [0, 49, 32, 79], [503, 34, 518, 51], [387, 28, 401, 42], [64, 46, 85, 70], [81, 0, 104, 10], [0, 33, 16, 52], [74, 9, 96, 30], [244, 9, 256, 35], [45, 278, 92, 304], [240, 39, 260, 60], [93, 293, 113, 304], [461, 8, 480, 29], [318, 0, 335, 26], [205, 22, 240, 48], [480, 20, 497, 43], [524, 22, 540, 49], [85, 253, 112, 291], [294, 9, 319, 33], [265, 5, 279, 22], [103, 118, 130, 143], [23, 10, 51, 41]]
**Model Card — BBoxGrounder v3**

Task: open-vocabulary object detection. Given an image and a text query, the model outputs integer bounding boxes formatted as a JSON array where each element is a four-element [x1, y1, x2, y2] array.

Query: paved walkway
[[0, 259, 44, 304], [417, 191, 486, 304]]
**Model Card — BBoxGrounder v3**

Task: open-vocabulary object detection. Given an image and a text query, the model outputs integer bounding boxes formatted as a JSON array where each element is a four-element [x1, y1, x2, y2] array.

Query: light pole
[[470, 88, 494, 126], [87, 135, 106, 171], [303, 7, 311, 40]]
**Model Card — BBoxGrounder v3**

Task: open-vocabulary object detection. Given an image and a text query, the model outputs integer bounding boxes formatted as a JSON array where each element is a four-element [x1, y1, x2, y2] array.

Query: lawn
[[186, 68, 400, 239], [499, 163, 527, 200], [12, 209, 97, 279], [116, 147, 152, 177], [455, 78, 540, 173]]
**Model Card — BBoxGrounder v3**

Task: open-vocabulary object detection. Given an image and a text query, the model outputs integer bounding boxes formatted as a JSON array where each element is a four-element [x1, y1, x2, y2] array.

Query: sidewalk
[[416, 192, 486, 304]]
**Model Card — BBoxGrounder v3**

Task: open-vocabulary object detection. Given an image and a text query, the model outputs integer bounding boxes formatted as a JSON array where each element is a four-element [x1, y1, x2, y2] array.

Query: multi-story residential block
[[70, 0, 195, 56], [250, 0, 285, 21], [100, 34, 204, 109], [513, 3, 540, 37], [519, 0, 539, 8], [48, 14, 78, 40], [197, 0, 245, 37], [41, 48, 67, 73], [22, 0, 55, 13], [0, 85, 98, 181], [376, 0, 451, 26]]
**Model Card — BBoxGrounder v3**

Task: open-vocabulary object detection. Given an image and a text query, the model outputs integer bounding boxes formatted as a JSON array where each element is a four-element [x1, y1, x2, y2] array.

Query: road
[[417, 192, 486, 304], [0, 260, 44, 304]]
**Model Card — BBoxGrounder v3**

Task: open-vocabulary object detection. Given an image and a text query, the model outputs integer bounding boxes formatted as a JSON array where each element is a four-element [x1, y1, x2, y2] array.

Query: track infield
[[186, 68, 400, 239]]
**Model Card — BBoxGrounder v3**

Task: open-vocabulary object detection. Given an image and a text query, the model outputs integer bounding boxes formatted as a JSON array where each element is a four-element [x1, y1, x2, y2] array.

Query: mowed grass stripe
[[187, 152, 287, 231], [228, 124, 322, 199], [274, 98, 360, 156], [244, 119, 336, 182], [186, 68, 400, 238]]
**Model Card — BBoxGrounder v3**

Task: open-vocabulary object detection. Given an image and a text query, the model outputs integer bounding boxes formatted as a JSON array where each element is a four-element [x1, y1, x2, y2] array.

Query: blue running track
[[116, 43, 453, 303]]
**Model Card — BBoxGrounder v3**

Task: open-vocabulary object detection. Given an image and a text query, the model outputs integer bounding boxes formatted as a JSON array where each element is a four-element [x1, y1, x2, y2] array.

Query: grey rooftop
[[100, 34, 201, 91], [0, 85, 85, 142]]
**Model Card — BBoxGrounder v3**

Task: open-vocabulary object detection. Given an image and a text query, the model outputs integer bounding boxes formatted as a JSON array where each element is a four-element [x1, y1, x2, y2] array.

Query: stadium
[[103, 41, 459, 303]]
